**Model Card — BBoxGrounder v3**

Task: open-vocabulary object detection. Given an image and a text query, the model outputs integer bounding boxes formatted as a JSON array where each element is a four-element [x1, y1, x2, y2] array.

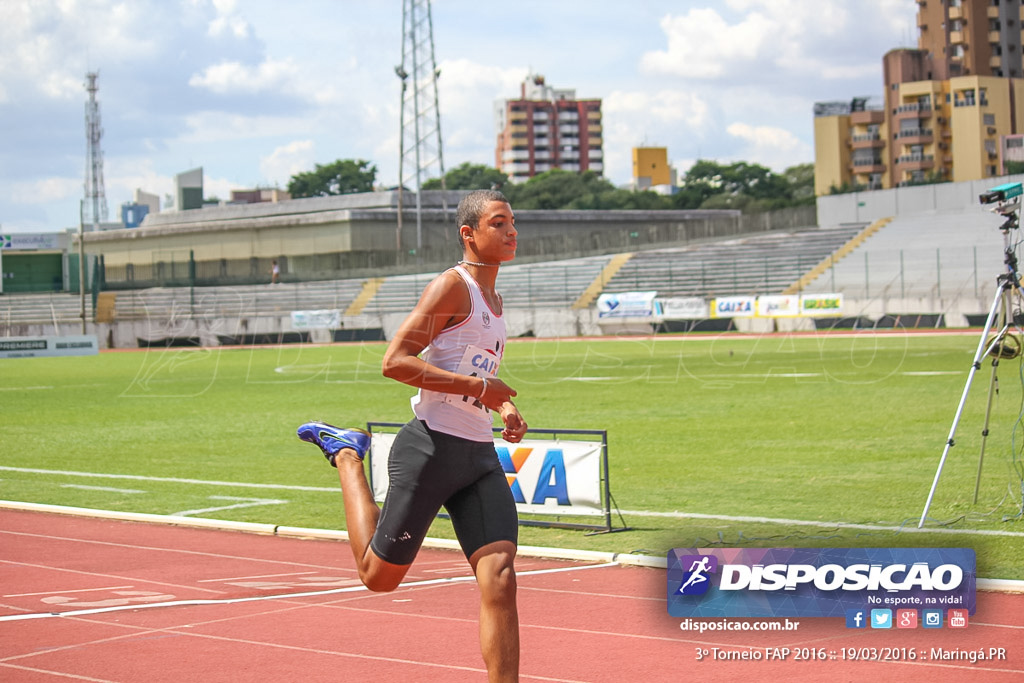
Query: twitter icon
[[870, 609, 892, 629]]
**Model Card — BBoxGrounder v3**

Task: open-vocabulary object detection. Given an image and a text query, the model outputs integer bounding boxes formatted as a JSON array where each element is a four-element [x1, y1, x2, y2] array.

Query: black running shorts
[[370, 419, 518, 566]]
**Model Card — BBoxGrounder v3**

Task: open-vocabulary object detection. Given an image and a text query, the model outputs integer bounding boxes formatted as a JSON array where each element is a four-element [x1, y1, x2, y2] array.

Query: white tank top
[[411, 265, 506, 442]]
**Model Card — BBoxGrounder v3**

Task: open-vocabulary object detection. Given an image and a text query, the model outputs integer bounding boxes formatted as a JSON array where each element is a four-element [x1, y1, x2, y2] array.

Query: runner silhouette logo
[[676, 555, 718, 596]]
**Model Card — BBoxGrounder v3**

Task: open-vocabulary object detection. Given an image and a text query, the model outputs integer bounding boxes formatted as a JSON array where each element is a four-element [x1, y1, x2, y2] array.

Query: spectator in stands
[[296, 189, 526, 681], [270, 259, 280, 284]]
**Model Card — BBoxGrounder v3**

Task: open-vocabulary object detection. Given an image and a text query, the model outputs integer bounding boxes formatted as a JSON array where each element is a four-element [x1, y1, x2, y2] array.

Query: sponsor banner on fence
[[667, 547, 976, 619], [659, 297, 709, 320], [711, 296, 756, 319], [290, 309, 341, 330], [0, 335, 99, 359], [800, 293, 843, 317], [0, 233, 61, 250], [369, 433, 604, 516], [597, 291, 659, 319], [756, 295, 799, 318]]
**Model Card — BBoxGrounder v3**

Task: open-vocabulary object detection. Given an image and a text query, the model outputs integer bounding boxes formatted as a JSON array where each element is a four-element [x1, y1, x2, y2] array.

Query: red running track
[[1, 507, 1022, 682]]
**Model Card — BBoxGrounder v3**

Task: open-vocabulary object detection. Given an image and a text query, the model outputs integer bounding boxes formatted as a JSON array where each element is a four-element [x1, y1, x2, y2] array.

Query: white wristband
[[477, 377, 488, 398]]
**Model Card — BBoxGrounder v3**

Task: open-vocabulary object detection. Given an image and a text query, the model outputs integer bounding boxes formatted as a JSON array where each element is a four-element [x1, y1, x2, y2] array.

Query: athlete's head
[[457, 190, 509, 242]]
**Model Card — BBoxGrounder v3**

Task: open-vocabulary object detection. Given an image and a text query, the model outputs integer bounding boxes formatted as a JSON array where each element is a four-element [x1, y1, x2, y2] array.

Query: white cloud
[[7, 176, 81, 204], [176, 111, 315, 144], [726, 122, 811, 170], [641, 1, 916, 85], [259, 140, 315, 187], [641, 8, 770, 79], [188, 57, 300, 94], [604, 90, 710, 129]]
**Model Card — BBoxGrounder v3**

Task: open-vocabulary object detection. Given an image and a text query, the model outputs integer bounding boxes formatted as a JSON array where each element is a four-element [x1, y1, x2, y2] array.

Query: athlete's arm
[[382, 271, 517, 405], [498, 401, 527, 443]]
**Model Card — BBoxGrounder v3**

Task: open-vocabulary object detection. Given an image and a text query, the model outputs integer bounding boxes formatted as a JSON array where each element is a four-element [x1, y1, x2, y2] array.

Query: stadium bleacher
[[4, 207, 1013, 341], [800, 208, 1010, 299], [601, 225, 863, 298]]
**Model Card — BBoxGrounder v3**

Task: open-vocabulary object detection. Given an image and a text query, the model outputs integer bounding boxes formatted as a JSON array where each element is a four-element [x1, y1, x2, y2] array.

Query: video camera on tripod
[[980, 181, 1023, 219]]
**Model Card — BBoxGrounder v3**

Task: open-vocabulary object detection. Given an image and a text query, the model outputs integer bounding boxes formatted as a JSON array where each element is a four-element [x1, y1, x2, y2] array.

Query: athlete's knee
[[360, 570, 403, 593], [358, 550, 409, 592], [481, 562, 517, 604], [472, 544, 518, 604]]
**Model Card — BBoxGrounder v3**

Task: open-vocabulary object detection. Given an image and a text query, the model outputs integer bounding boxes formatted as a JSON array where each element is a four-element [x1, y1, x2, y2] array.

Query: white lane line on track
[[0, 562, 620, 622], [3, 585, 135, 598], [0, 528, 349, 573], [198, 571, 319, 583]]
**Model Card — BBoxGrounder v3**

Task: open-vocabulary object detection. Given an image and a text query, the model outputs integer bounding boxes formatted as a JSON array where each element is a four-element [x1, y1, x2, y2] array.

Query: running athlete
[[297, 189, 526, 682]]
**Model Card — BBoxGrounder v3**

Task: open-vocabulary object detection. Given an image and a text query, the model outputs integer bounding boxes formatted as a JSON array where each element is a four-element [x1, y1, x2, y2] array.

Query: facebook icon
[[845, 609, 867, 629]]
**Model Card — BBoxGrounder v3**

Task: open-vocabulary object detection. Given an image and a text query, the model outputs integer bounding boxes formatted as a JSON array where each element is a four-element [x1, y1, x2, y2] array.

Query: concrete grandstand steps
[[358, 255, 615, 314], [496, 255, 614, 309], [783, 218, 891, 295], [0, 292, 85, 326], [601, 226, 863, 298], [109, 280, 365, 320], [800, 207, 1009, 299]]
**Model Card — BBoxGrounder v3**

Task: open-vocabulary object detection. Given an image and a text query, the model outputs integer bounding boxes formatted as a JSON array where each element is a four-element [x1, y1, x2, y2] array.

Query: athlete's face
[[464, 201, 517, 263]]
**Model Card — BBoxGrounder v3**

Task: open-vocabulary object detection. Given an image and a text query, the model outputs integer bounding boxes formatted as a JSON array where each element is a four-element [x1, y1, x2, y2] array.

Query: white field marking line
[[197, 571, 319, 583], [119, 629, 591, 683], [520, 585, 664, 603], [0, 386, 54, 391], [618, 509, 1024, 538], [0, 529, 355, 574], [0, 466, 336, 493], [4, 585, 135, 598], [0, 664, 115, 682], [0, 559, 226, 596], [903, 371, 964, 376], [60, 485, 146, 494], [0, 562, 620, 623], [0, 610, 521, 683], [172, 496, 288, 517]]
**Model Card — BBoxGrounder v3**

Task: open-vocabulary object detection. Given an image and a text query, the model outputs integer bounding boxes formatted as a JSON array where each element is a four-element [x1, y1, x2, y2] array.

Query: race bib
[[443, 344, 500, 415]]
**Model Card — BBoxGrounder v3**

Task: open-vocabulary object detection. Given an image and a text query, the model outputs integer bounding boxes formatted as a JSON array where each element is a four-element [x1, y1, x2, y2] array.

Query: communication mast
[[395, 0, 448, 255], [83, 72, 108, 228]]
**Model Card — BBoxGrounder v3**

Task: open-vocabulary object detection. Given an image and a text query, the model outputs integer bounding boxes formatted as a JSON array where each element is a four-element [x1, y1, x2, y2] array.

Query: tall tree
[[506, 169, 617, 209], [287, 159, 378, 198], [422, 162, 510, 191]]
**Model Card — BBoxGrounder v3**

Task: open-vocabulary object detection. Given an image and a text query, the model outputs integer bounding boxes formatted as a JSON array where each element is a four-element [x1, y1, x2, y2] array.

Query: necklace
[[458, 259, 499, 267]]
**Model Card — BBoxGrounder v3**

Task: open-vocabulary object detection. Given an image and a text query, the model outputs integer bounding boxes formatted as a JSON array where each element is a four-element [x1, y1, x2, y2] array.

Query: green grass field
[[2, 331, 1023, 579]]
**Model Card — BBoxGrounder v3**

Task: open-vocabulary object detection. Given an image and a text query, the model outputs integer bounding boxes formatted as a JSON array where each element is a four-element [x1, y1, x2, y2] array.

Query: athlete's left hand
[[499, 403, 527, 443]]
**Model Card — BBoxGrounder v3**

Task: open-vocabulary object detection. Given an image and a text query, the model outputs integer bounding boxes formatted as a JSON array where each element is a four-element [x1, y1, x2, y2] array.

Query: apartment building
[[814, 0, 1024, 195], [494, 73, 603, 183], [632, 147, 674, 190], [918, 0, 1023, 79]]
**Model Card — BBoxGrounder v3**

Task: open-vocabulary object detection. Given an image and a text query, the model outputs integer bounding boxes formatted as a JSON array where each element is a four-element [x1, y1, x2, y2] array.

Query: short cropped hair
[[456, 189, 509, 232]]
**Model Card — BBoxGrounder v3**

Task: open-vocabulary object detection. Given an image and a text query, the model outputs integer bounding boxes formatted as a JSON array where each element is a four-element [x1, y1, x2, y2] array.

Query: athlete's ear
[[459, 224, 474, 243]]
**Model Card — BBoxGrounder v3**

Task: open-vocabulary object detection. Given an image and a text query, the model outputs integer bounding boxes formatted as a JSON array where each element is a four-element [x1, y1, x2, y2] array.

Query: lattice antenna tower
[[395, 0, 448, 254], [83, 71, 108, 227]]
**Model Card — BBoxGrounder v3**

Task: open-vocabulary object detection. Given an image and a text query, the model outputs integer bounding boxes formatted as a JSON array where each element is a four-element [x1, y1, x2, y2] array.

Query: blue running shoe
[[296, 421, 371, 466]]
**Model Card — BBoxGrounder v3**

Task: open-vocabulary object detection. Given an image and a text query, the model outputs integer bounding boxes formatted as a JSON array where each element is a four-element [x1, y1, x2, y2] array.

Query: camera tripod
[[919, 213, 1024, 528]]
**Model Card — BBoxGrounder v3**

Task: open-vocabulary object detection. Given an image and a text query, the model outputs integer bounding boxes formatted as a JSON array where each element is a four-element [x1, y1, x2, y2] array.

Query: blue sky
[[0, 0, 918, 233]]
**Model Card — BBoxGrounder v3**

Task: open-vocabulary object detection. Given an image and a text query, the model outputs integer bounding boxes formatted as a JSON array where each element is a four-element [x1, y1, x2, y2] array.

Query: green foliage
[[2, 335, 1022, 578], [1006, 161, 1024, 175], [287, 159, 378, 198], [422, 162, 510, 191]]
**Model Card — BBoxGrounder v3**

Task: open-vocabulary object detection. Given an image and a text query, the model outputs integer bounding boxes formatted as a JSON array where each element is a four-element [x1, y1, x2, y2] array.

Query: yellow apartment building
[[632, 147, 673, 190]]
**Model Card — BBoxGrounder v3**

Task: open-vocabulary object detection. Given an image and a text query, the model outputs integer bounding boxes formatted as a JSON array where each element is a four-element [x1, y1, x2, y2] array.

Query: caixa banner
[[368, 432, 604, 516], [667, 548, 975, 618]]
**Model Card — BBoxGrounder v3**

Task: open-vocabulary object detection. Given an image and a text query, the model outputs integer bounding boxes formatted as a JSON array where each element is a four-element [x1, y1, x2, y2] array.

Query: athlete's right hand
[[480, 376, 516, 412]]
